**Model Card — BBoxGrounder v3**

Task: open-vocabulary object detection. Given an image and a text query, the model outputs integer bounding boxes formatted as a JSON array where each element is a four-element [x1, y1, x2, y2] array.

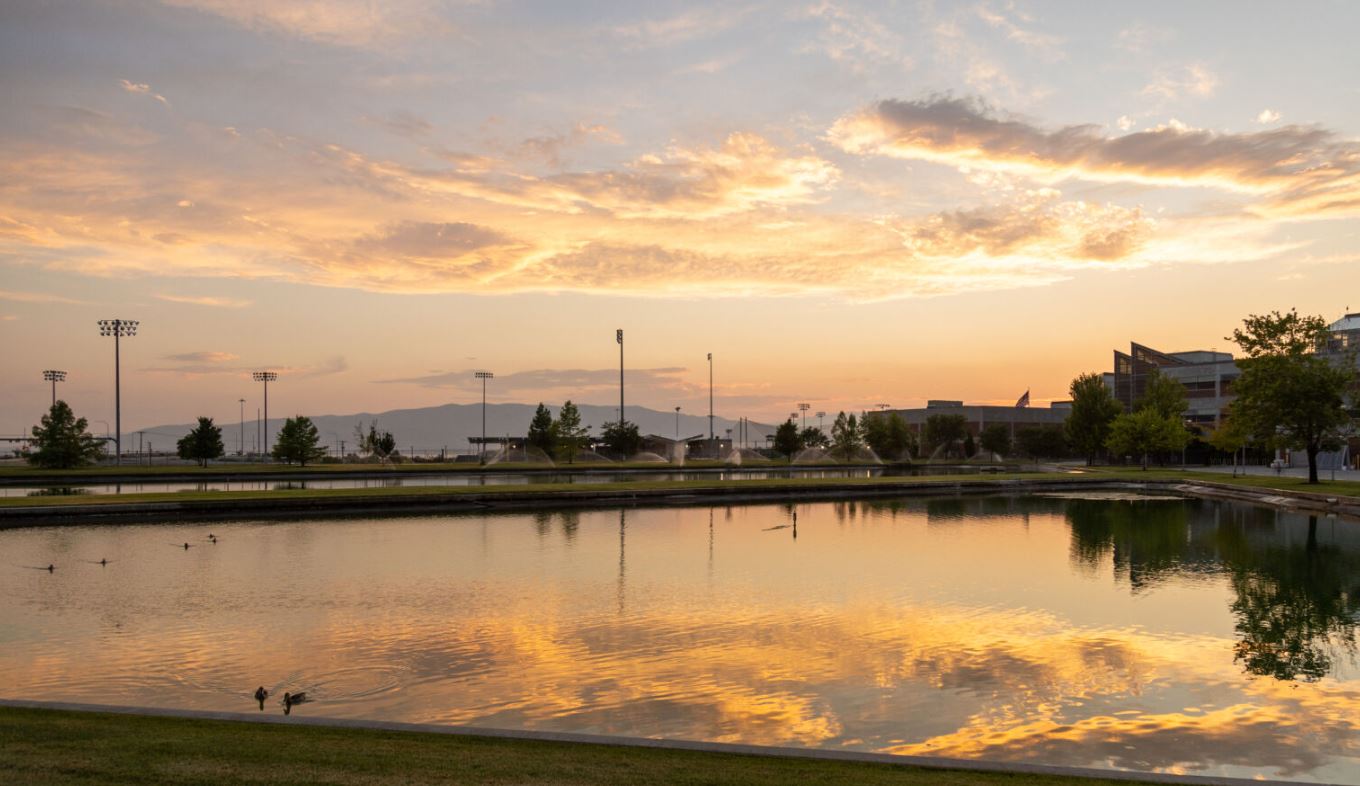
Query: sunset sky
[[2, 0, 1357, 434]]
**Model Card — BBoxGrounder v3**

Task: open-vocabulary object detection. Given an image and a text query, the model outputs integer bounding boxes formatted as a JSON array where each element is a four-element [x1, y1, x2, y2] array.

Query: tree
[[1228, 309, 1356, 484], [862, 412, 915, 460], [830, 411, 863, 462], [1135, 369, 1189, 420], [601, 420, 642, 458], [1105, 408, 1190, 470], [527, 403, 557, 458], [555, 400, 588, 464], [1207, 415, 1250, 477], [176, 416, 224, 467], [354, 421, 396, 461], [923, 413, 967, 457], [979, 423, 1012, 458], [1066, 372, 1122, 465], [773, 419, 802, 460], [271, 415, 327, 466], [1015, 425, 1066, 460], [799, 426, 829, 448], [27, 401, 105, 468]]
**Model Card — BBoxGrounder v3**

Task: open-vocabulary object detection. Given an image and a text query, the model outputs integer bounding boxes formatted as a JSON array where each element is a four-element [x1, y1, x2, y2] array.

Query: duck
[[254, 686, 268, 710]]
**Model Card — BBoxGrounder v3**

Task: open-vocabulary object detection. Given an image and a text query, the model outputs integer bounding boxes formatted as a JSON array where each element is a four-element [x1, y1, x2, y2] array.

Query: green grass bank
[[0, 705, 1156, 786]]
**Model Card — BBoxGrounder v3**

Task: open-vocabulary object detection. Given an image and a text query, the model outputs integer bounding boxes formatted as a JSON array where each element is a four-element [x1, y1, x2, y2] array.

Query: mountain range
[[133, 402, 780, 457]]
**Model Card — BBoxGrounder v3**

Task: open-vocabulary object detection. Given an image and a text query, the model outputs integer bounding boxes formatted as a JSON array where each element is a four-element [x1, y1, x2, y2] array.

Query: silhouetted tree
[[979, 423, 1011, 458], [555, 400, 588, 464], [527, 403, 557, 458], [1106, 408, 1190, 469], [272, 416, 327, 466], [799, 426, 829, 448], [601, 420, 642, 458], [1066, 372, 1122, 465], [773, 419, 802, 460], [830, 411, 863, 462], [27, 401, 104, 468], [923, 413, 967, 457], [1015, 425, 1066, 460], [177, 416, 225, 467]]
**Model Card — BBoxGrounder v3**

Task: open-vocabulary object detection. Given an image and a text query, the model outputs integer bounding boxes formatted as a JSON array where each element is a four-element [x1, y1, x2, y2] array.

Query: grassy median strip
[[0, 705, 1131, 786], [1, 471, 1359, 510]]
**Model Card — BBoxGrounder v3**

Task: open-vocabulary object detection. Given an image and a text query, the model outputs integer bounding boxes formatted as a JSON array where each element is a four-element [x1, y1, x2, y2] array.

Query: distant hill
[[133, 402, 778, 457]]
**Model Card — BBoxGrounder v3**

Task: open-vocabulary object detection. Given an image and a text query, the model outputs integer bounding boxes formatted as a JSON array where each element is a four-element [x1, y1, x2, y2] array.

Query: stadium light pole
[[616, 330, 625, 426], [798, 402, 810, 430], [675, 406, 681, 439], [707, 352, 713, 440], [475, 371, 494, 463], [238, 398, 245, 456], [43, 370, 67, 407], [816, 411, 826, 433], [876, 403, 890, 412], [252, 371, 277, 457], [97, 319, 138, 464]]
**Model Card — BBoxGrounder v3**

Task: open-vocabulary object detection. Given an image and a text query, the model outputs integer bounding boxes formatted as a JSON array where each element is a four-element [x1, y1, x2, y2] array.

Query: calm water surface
[[2, 493, 1359, 781]]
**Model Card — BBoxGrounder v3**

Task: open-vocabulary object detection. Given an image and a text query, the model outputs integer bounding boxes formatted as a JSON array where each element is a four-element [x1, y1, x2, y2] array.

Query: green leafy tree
[[979, 423, 1012, 458], [830, 411, 863, 462], [1015, 425, 1066, 460], [923, 413, 967, 457], [773, 419, 802, 460], [527, 403, 557, 458], [799, 426, 829, 448], [1136, 369, 1189, 419], [962, 432, 977, 458], [1228, 309, 1356, 484], [176, 416, 225, 467], [27, 401, 105, 468], [271, 415, 327, 466], [1105, 408, 1190, 469], [1207, 414, 1250, 477], [554, 400, 588, 464], [862, 412, 915, 460], [1066, 372, 1122, 465], [601, 420, 642, 458]]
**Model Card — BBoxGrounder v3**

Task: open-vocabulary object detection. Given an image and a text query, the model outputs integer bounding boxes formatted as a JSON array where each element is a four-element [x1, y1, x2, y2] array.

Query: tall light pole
[[475, 371, 494, 463], [97, 319, 138, 464], [675, 406, 681, 439], [798, 402, 810, 430], [616, 329, 625, 426], [238, 398, 245, 455], [707, 352, 714, 440], [42, 370, 66, 407], [816, 411, 826, 432], [252, 371, 277, 457], [876, 403, 890, 412]]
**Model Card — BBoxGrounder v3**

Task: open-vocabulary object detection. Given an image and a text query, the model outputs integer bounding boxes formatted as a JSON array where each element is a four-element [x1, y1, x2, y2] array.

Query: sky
[[2, 0, 1358, 434]]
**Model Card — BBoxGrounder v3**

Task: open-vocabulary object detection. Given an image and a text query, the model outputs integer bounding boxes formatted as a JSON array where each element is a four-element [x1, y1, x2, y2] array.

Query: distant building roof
[[1331, 312, 1360, 332]]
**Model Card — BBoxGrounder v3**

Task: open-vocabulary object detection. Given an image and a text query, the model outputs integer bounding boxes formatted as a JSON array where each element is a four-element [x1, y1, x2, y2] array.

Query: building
[[884, 400, 1070, 439], [1109, 342, 1239, 425]]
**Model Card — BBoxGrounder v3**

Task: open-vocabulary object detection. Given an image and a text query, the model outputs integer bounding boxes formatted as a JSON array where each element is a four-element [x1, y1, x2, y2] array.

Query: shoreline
[[0, 700, 1334, 786]]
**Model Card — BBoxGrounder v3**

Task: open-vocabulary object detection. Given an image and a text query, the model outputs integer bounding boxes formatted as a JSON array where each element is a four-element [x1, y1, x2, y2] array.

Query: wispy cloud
[[376, 366, 692, 393], [160, 0, 454, 49], [0, 289, 84, 304], [155, 293, 253, 307], [1256, 109, 1281, 124], [1140, 64, 1218, 101], [164, 351, 238, 363], [119, 79, 168, 105], [974, 2, 1065, 61], [829, 95, 1360, 216], [799, 1, 914, 74]]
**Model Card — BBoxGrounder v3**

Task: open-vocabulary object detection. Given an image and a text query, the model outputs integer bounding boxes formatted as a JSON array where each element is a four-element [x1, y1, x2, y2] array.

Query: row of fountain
[[483, 440, 1003, 467]]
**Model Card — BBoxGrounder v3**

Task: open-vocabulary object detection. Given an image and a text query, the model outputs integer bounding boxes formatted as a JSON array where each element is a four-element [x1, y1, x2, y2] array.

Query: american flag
[[1015, 390, 1030, 408]]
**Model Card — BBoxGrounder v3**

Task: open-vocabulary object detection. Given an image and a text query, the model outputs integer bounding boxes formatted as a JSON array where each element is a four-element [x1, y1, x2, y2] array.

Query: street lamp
[[798, 402, 810, 429], [616, 329, 625, 426], [475, 371, 494, 463], [707, 352, 714, 440], [97, 319, 138, 464], [252, 371, 277, 457], [238, 398, 245, 456], [675, 406, 681, 439], [42, 370, 66, 407]]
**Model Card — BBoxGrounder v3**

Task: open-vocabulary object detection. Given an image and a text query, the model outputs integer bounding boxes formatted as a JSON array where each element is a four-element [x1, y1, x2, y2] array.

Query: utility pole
[[238, 398, 245, 455]]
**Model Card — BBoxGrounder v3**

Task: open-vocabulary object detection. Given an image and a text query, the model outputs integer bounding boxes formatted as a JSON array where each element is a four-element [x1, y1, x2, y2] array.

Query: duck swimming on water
[[282, 691, 307, 715], [254, 686, 268, 710]]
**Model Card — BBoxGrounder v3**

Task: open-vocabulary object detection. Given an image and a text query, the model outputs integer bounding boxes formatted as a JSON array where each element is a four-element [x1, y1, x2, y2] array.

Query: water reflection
[[3, 495, 1360, 782]]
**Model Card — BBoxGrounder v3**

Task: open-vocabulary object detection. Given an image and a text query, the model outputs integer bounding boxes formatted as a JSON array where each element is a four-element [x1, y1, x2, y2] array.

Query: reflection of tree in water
[[1067, 499, 1360, 682], [1225, 516, 1360, 682]]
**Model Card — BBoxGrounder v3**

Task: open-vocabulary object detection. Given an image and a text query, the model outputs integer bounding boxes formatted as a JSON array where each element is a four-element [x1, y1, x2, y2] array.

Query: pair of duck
[[254, 686, 307, 713]]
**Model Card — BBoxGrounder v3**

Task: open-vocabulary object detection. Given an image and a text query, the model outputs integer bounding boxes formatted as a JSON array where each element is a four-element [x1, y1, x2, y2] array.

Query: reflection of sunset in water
[[3, 495, 1360, 782]]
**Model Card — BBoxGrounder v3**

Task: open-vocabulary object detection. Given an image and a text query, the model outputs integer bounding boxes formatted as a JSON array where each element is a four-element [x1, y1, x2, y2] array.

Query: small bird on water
[[46, 564, 54, 572], [254, 686, 268, 711]]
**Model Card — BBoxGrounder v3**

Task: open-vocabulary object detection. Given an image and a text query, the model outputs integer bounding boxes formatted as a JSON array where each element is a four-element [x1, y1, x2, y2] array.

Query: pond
[[2, 493, 1358, 781]]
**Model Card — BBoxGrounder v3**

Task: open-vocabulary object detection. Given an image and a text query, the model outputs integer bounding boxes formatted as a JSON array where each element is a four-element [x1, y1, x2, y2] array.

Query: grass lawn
[[0, 460, 743, 478], [0, 705, 1131, 786], [1, 470, 1358, 510]]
